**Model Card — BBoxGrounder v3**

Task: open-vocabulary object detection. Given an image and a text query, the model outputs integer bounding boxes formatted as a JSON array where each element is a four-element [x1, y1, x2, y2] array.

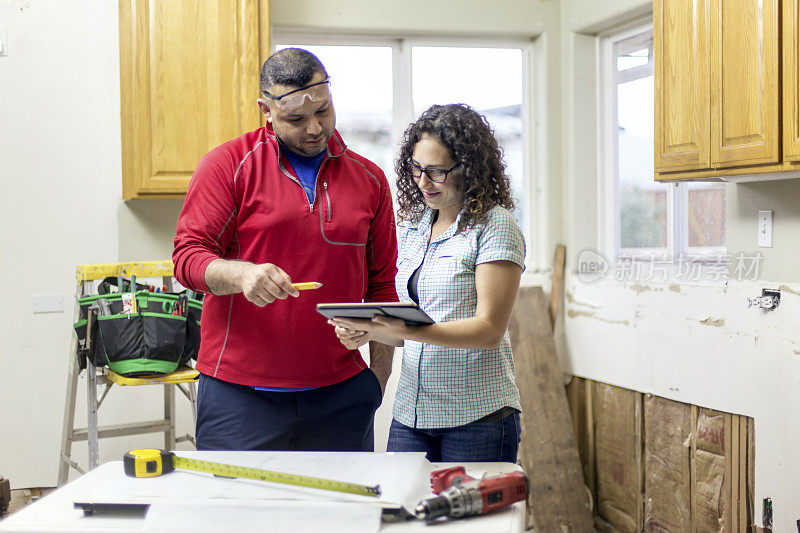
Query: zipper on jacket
[[312, 159, 328, 217], [276, 144, 332, 214], [323, 180, 331, 221]]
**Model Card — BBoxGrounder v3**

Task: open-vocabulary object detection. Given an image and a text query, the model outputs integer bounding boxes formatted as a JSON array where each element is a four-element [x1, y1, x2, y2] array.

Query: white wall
[[0, 1, 195, 488], [727, 179, 800, 282], [270, 0, 552, 36], [0, 0, 119, 484]]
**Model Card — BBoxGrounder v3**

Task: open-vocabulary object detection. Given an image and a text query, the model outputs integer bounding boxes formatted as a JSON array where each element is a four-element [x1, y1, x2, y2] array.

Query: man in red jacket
[[173, 48, 399, 451]]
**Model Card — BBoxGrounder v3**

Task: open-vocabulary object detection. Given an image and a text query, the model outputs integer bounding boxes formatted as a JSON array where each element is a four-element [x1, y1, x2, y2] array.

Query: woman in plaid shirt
[[330, 104, 526, 462]]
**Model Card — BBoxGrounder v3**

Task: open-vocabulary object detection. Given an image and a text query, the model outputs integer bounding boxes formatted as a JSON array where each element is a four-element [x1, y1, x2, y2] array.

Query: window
[[274, 36, 534, 261], [274, 45, 395, 174], [410, 47, 526, 232], [600, 26, 726, 275]]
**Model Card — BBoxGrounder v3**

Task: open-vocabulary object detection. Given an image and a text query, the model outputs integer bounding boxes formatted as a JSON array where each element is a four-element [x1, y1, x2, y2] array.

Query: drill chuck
[[415, 484, 483, 521], [415, 494, 451, 521]]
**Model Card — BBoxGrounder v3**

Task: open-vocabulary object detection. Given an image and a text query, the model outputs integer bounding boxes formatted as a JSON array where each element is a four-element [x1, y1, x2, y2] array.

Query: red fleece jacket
[[173, 125, 398, 387]]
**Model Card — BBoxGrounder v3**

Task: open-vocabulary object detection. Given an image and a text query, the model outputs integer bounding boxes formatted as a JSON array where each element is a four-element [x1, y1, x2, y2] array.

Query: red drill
[[414, 466, 529, 522]]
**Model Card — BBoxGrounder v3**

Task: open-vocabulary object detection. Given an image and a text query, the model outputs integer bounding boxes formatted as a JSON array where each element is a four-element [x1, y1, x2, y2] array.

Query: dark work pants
[[195, 369, 383, 451]]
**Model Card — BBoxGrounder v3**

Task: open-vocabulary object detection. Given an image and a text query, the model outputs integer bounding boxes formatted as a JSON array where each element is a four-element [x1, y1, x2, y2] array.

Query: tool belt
[[73, 277, 203, 376]]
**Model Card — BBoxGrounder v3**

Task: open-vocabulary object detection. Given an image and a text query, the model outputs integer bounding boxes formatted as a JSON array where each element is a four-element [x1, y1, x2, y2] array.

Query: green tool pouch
[[73, 278, 203, 377]]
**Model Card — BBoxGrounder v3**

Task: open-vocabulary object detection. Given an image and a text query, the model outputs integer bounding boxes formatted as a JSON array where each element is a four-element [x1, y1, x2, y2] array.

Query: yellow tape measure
[[123, 449, 381, 498]]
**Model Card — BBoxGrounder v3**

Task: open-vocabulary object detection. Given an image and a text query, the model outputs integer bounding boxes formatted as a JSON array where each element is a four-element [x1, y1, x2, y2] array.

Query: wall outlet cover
[[32, 294, 64, 314]]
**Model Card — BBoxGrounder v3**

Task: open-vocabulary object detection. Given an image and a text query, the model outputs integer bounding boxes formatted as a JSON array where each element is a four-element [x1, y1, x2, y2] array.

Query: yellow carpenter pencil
[[292, 282, 323, 290]]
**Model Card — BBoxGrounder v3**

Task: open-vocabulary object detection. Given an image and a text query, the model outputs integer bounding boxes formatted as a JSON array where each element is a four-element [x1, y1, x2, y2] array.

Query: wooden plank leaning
[[509, 286, 594, 532], [548, 244, 566, 332]]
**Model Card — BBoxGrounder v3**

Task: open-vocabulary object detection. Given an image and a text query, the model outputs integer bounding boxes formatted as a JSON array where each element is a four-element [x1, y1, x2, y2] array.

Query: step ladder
[[57, 261, 199, 487]]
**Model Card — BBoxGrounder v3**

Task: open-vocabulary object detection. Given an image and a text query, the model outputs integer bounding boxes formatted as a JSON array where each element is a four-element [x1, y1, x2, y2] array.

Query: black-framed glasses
[[262, 79, 331, 111], [409, 161, 461, 183]]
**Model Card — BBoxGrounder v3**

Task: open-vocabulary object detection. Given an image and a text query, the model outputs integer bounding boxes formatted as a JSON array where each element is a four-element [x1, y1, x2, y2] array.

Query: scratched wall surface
[[559, 273, 800, 531]]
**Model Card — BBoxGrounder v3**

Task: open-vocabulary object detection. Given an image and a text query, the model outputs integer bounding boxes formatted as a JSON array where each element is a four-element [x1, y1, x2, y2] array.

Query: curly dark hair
[[395, 104, 515, 234]]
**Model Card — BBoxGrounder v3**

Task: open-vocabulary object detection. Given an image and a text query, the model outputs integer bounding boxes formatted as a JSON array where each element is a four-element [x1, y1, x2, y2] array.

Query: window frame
[[598, 22, 727, 278], [271, 30, 543, 269]]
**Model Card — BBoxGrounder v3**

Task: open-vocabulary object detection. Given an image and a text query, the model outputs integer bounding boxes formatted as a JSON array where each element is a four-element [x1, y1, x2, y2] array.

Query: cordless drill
[[414, 466, 529, 522]]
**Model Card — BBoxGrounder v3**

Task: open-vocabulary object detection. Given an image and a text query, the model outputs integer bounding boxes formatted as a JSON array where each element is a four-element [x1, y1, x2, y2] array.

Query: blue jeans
[[195, 369, 382, 451], [386, 412, 521, 463]]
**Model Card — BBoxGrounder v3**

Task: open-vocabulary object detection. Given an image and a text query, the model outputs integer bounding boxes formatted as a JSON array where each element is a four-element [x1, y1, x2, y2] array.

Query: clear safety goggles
[[262, 79, 332, 111]]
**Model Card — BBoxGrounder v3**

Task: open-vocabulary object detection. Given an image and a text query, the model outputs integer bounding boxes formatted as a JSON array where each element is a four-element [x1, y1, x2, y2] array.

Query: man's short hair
[[260, 48, 328, 94]]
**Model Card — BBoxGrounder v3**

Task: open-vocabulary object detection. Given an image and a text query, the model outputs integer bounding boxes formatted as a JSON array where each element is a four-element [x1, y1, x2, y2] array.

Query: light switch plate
[[758, 210, 773, 248], [32, 294, 64, 314]]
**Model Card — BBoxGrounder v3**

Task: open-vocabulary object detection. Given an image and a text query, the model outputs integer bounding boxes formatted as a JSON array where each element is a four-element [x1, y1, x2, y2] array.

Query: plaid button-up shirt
[[392, 206, 526, 429]]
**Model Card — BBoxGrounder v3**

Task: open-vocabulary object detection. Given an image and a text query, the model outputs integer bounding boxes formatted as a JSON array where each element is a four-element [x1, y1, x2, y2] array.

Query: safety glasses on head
[[262, 79, 332, 111]]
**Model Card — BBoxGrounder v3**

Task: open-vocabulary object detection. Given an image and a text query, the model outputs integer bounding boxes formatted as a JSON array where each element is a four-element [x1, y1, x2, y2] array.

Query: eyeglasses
[[262, 79, 331, 111], [409, 160, 461, 183]]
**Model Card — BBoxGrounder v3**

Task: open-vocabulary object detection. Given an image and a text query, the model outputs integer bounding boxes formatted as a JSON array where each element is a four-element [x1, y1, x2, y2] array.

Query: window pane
[[617, 48, 650, 71], [411, 47, 526, 232], [687, 182, 726, 251], [617, 75, 668, 251], [275, 45, 394, 173]]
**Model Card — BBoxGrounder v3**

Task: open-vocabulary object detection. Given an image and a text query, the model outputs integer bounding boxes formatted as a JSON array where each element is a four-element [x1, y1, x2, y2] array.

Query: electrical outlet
[[758, 210, 773, 248], [762, 289, 781, 310]]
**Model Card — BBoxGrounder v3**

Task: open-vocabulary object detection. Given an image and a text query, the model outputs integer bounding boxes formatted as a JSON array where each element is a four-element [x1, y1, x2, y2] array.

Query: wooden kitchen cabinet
[[709, 0, 779, 167], [654, 0, 800, 180], [119, 0, 270, 199], [654, 0, 710, 172], [785, 0, 800, 162]]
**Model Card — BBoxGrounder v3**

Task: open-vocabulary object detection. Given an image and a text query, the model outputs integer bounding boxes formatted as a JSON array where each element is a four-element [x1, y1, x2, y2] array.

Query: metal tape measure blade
[[172, 456, 381, 498]]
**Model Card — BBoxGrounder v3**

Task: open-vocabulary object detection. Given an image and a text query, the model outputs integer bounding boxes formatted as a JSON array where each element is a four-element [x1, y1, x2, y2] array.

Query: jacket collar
[[263, 121, 347, 159]]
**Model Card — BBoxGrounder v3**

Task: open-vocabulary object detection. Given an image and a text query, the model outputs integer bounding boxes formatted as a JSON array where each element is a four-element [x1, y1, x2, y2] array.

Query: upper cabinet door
[[710, 0, 779, 167], [784, 0, 800, 162], [120, 0, 268, 198], [654, 0, 711, 172]]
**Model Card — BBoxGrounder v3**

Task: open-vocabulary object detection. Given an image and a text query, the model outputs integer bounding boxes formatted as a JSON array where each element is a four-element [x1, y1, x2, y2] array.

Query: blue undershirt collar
[[280, 140, 326, 204]]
